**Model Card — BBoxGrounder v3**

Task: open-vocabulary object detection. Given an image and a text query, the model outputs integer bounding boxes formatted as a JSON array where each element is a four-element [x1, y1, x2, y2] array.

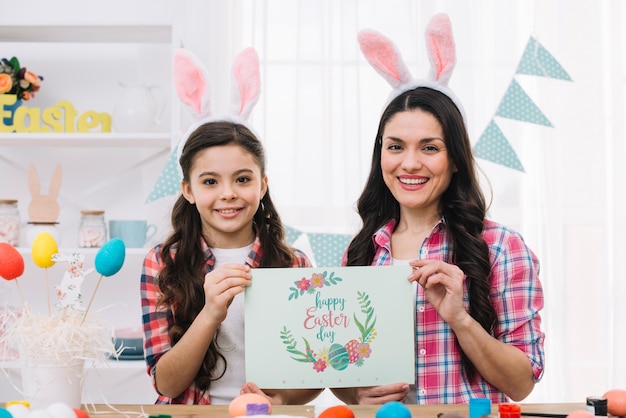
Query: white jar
[[0, 199, 20, 246], [26, 222, 60, 247], [78, 210, 107, 248]]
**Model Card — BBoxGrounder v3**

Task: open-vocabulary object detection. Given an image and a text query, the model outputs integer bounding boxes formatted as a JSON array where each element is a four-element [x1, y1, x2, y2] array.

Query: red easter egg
[[319, 405, 355, 418], [73, 407, 90, 418], [603, 388, 626, 416], [0, 242, 25, 280]]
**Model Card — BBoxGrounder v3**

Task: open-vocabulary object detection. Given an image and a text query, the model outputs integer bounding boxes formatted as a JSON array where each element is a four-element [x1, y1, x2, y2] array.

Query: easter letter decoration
[[245, 265, 415, 389]]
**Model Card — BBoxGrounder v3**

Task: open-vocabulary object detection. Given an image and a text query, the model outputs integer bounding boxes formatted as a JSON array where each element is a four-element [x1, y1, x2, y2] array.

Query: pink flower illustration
[[310, 273, 326, 288], [296, 277, 311, 291]]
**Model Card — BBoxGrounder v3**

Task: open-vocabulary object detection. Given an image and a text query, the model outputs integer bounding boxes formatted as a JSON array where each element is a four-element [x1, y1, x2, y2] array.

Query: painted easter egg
[[376, 401, 412, 418], [603, 388, 626, 416], [319, 405, 355, 418], [0, 242, 25, 280], [228, 393, 271, 418], [345, 339, 360, 363], [565, 411, 594, 418], [328, 343, 350, 371], [95, 238, 126, 277], [46, 403, 76, 418], [31, 232, 58, 268]]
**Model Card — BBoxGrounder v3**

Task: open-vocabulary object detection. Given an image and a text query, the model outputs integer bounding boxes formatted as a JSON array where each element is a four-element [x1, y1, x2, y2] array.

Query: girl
[[141, 48, 322, 405]]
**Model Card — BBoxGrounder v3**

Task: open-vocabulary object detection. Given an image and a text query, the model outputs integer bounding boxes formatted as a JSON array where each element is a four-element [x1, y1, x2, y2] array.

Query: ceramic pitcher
[[112, 81, 165, 133]]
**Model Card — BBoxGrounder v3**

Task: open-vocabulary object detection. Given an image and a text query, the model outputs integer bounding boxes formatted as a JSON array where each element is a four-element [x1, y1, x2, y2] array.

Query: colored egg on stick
[[0, 242, 25, 280], [94, 238, 126, 277], [31, 232, 58, 268]]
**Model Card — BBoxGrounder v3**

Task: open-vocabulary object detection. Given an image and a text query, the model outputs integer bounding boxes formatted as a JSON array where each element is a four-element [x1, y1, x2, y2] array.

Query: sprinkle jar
[[0, 199, 20, 246], [78, 210, 107, 248]]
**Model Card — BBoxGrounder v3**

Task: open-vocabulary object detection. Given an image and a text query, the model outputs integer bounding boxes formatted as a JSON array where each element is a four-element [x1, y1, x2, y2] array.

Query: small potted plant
[[0, 56, 43, 101]]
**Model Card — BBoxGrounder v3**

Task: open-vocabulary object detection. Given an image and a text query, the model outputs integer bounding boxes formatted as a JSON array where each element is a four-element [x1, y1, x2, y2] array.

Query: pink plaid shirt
[[140, 236, 311, 404], [364, 218, 544, 404]]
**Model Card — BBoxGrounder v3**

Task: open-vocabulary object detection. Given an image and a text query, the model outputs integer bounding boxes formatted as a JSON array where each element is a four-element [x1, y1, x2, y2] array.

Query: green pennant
[[145, 146, 182, 203], [516, 37, 572, 81], [473, 120, 525, 172], [496, 79, 553, 127], [284, 225, 303, 246], [307, 232, 352, 267]]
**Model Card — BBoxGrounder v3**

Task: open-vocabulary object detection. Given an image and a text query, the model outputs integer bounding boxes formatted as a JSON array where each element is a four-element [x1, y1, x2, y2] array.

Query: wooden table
[[74, 403, 586, 418]]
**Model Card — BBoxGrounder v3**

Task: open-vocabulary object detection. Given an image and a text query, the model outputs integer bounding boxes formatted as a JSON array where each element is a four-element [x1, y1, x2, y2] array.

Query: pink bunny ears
[[357, 13, 466, 121], [173, 47, 261, 161]]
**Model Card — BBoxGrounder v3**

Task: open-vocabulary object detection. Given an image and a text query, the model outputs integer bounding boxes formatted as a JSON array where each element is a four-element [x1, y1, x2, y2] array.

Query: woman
[[332, 86, 545, 404]]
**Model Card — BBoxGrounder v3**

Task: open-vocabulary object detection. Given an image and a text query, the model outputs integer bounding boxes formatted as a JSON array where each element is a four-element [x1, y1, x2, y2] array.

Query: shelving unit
[[0, 10, 180, 405]]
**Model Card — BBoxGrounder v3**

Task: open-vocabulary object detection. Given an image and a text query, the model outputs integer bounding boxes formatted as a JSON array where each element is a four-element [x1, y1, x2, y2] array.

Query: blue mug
[[108, 220, 157, 248]]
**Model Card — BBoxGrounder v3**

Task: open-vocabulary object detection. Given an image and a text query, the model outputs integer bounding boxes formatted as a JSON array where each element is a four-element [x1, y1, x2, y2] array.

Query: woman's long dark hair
[[346, 87, 496, 381], [156, 121, 296, 392]]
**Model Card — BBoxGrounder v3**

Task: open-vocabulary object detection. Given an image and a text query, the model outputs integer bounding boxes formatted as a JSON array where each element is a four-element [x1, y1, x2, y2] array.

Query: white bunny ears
[[357, 13, 466, 121], [173, 47, 261, 165]]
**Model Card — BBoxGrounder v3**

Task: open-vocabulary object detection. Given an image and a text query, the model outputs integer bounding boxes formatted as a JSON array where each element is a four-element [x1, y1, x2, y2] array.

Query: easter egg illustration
[[328, 343, 350, 371], [31, 232, 58, 268], [345, 339, 360, 363], [95, 238, 126, 277], [0, 242, 25, 280]]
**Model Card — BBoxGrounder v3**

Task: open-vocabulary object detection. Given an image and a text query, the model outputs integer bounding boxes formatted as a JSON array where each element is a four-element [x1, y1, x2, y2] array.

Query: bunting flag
[[474, 121, 525, 172], [285, 225, 304, 245], [495, 79, 553, 127], [307, 232, 352, 267], [473, 36, 572, 171], [516, 37, 572, 80], [145, 146, 182, 203]]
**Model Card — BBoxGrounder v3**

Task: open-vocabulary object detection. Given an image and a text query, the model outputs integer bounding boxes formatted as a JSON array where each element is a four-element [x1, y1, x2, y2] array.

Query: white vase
[[21, 361, 84, 409], [112, 81, 165, 133]]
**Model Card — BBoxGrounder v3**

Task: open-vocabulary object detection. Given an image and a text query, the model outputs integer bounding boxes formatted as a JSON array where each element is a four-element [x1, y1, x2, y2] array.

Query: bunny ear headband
[[357, 13, 466, 122], [173, 47, 261, 168]]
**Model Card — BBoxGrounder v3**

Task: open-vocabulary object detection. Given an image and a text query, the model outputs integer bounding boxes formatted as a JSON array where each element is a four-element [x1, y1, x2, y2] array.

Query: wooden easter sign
[[0, 94, 111, 133]]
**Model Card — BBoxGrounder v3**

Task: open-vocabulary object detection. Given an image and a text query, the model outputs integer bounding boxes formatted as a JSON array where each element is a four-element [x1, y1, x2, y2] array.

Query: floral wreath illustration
[[281, 271, 377, 372]]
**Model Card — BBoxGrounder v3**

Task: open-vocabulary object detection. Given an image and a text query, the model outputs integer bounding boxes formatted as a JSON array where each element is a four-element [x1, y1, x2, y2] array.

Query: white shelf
[[0, 25, 172, 44], [0, 133, 171, 148]]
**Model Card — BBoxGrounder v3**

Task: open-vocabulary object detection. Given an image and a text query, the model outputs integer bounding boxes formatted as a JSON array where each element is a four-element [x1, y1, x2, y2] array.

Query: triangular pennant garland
[[473, 36, 571, 171], [516, 37, 572, 81], [473, 121, 525, 172], [145, 147, 182, 203], [285, 225, 304, 246], [495, 79, 553, 127], [307, 232, 352, 268]]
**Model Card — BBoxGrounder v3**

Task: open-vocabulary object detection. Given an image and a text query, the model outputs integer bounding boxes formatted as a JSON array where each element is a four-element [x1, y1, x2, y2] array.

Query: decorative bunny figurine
[[52, 252, 94, 310], [27, 163, 62, 223], [357, 13, 466, 121], [173, 47, 261, 166]]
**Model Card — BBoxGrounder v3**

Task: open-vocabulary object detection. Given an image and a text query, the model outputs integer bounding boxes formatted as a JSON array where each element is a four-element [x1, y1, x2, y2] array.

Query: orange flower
[[0, 73, 12, 94], [24, 71, 41, 87]]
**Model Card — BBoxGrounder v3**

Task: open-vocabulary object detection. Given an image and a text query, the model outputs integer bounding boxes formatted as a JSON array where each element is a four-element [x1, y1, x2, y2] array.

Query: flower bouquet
[[0, 56, 43, 101], [0, 234, 126, 409]]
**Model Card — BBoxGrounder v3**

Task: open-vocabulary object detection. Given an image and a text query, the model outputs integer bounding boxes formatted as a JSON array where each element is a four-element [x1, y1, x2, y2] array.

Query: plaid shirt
[[368, 218, 544, 404], [140, 236, 311, 404]]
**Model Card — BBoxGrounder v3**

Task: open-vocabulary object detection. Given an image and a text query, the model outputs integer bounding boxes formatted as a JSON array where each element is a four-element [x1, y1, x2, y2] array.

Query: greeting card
[[245, 265, 416, 389]]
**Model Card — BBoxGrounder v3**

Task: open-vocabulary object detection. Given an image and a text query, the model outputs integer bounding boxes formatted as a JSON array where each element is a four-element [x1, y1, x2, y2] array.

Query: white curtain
[[180, 0, 626, 403]]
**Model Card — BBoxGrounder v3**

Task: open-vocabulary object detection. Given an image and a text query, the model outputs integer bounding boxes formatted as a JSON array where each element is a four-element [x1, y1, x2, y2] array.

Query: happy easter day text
[[303, 292, 350, 343]]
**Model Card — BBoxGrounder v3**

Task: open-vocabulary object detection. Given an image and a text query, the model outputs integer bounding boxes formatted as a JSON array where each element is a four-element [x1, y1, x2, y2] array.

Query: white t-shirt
[[206, 244, 252, 405]]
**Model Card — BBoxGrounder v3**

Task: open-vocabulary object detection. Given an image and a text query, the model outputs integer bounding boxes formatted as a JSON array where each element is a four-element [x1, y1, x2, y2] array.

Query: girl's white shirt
[[208, 244, 253, 404]]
